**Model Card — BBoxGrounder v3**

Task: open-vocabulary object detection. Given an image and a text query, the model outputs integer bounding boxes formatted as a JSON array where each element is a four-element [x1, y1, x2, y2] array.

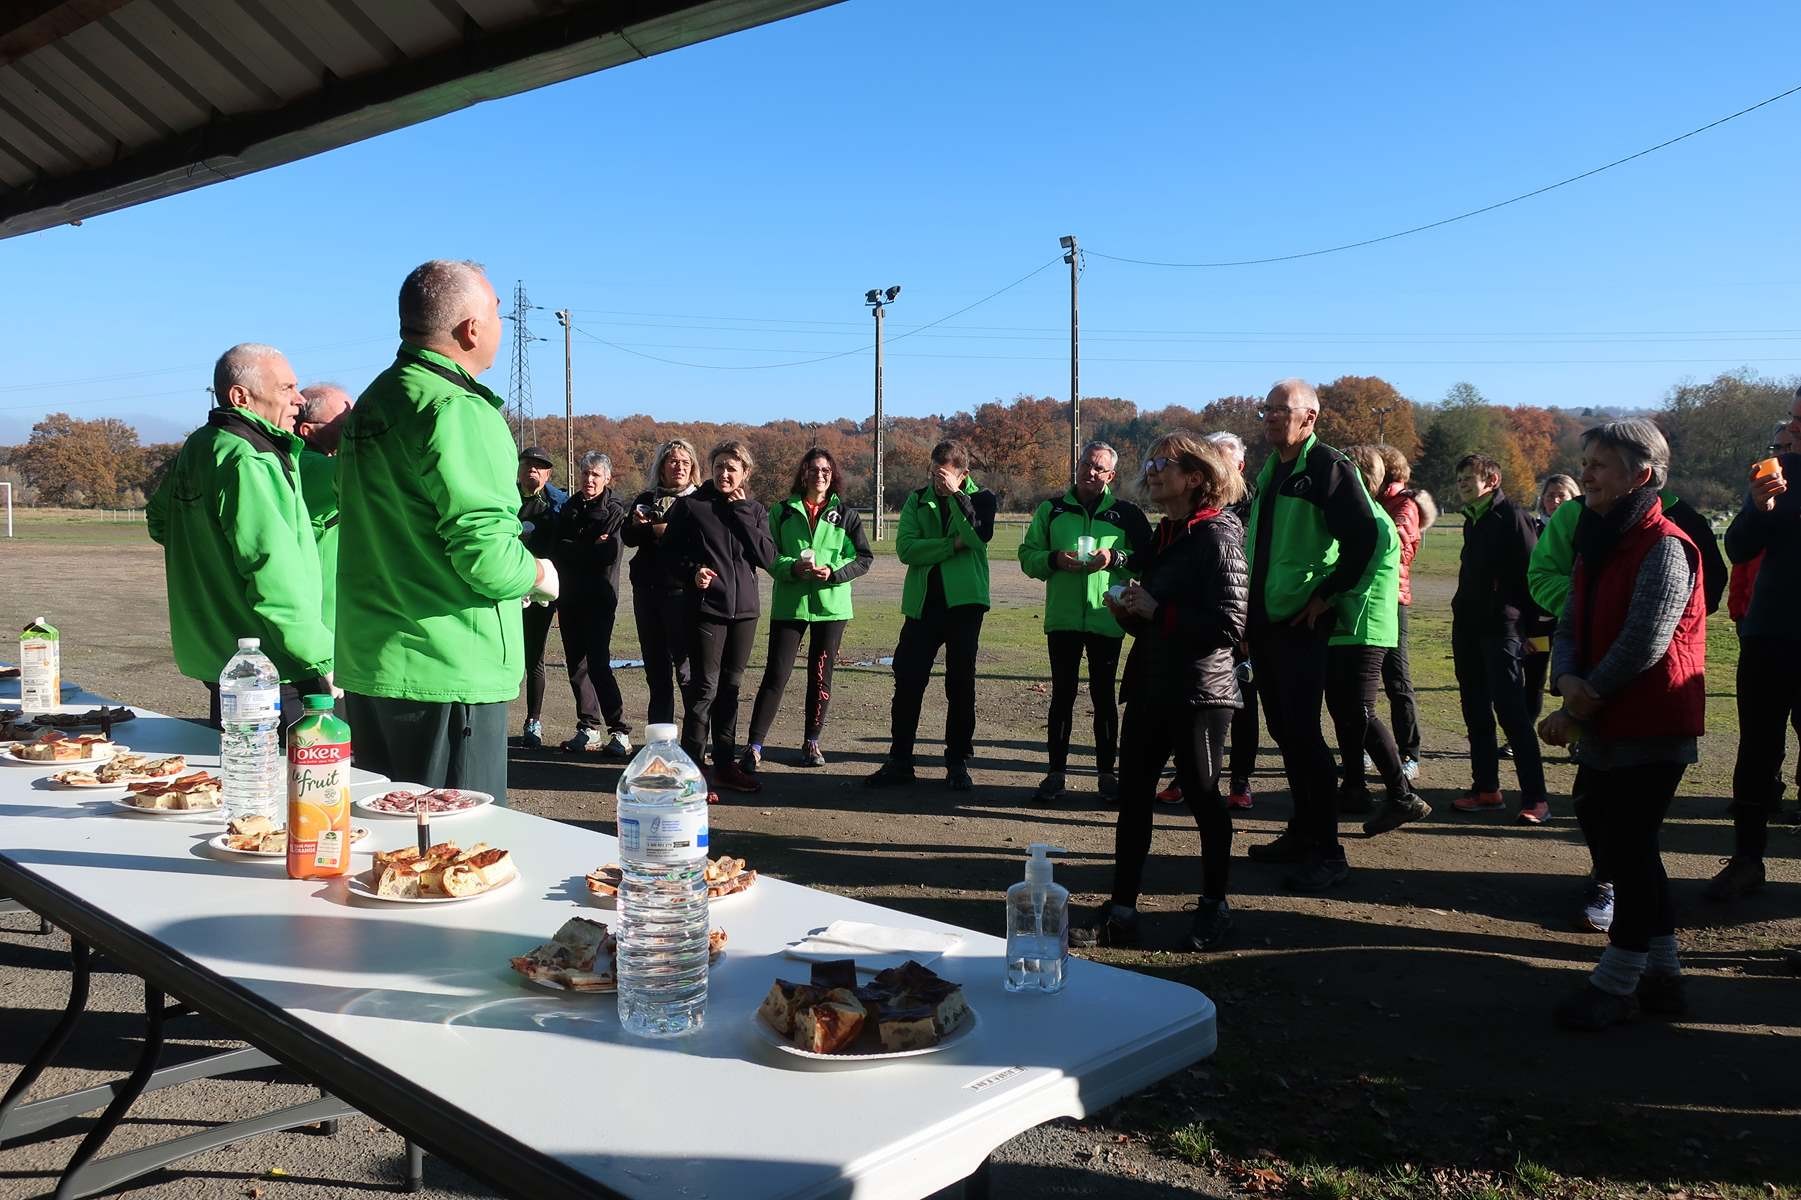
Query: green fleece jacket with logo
[[298, 448, 339, 633], [147, 408, 331, 684], [334, 345, 538, 704], [896, 477, 999, 617], [768, 493, 875, 622], [1328, 497, 1401, 649], [1244, 433, 1379, 624], [1017, 486, 1152, 636]]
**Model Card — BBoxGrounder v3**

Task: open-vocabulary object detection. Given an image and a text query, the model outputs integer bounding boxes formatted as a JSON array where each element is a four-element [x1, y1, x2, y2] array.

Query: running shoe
[[1452, 789, 1506, 813]]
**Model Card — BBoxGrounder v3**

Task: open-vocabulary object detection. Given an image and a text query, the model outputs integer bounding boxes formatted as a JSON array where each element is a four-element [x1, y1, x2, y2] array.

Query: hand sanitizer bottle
[[1005, 843, 1069, 994]]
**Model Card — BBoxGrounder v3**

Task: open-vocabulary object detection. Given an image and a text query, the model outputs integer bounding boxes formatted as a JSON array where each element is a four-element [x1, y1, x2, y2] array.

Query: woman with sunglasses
[[622, 439, 699, 725]]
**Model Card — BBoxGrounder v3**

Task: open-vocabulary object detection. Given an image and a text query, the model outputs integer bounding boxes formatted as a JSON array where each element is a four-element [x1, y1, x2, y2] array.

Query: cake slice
[[876, 1006, 941, 1052], [793, 992, 866, 1054], [756, 979, 818, 1036]]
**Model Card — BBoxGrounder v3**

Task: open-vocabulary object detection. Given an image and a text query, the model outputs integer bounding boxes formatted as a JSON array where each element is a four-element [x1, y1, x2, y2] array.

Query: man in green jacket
[[296, 382, 352, 635], [148, 343, 332, 730], [866, 440, 998, 792], [1018, 440, 1151, 803], [335, 260, 558, 804]]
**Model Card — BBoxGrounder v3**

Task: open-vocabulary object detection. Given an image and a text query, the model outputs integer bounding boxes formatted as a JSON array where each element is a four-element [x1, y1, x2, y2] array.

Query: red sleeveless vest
[[1570, 497, 1706, 740]]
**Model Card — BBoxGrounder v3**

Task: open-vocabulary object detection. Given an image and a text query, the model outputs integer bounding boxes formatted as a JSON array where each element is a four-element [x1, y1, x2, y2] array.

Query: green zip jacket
[[1329, 499, 1401, 648], [146, 407, 331, 684], [1244, 433, 1378, 624], [768, 493, 875, 622], [1017, 486, 1152, 636], [1529, 489, 1726, 618], [334, 345, 538, 704], [298, 448, 339, 634], [897, 477, 998, 618]]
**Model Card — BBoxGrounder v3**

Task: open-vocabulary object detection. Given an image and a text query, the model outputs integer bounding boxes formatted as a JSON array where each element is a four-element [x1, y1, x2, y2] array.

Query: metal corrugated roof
[[0, 0, 838, 239]]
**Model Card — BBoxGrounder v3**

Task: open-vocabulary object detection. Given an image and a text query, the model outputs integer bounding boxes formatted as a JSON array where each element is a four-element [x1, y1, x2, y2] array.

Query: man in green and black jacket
[[1242, 379, 1378, 891], [1018, 440, 1151, 802], [335, 260, 557, 804], [866, 439, 998, 793], [148, 344, 332, 733]]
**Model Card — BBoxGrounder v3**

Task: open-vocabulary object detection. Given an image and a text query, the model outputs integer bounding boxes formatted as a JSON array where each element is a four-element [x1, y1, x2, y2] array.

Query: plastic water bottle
[[219, 638, 282, 824], [615, 722, 710, 1038], [1005, 843, 1069, 994]]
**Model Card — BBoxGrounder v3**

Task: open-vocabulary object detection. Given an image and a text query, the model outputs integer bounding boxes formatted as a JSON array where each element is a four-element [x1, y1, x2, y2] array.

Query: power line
[[1087, 81, 1801, 269]]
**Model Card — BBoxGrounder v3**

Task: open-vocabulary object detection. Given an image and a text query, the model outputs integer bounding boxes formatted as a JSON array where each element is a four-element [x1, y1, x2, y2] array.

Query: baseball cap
[[519, 446, 554, 468]]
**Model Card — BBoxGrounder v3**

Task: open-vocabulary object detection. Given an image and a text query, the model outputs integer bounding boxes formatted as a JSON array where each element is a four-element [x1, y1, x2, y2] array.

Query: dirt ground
[[1, 521, 1797, 1200]]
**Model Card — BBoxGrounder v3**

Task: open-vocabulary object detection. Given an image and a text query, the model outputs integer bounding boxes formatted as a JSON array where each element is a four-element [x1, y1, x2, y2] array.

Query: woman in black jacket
[[1072, 433, 1249, 953], [551, 451, 632, 755], [663, 439, 775, 798], [621, 439, 700, 727]]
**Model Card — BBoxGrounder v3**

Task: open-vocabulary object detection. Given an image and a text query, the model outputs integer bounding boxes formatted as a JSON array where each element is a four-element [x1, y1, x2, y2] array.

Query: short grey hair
[[399, 259, 490, 341], [212, 343, 282, 406], [1268, 377, 1320, 413], [578, 451, 612, 476], [1581, 418, 1670, 490], [1203, 431, 1246, 468], [1079, 440, 1118, 469], [298, 382, 350, 425]]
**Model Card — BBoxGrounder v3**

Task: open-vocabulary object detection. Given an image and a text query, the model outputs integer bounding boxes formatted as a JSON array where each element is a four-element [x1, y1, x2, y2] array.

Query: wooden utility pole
[[555, 309, 574, 484], [1372, 404, 1394, 443], [1061, 235, 1080, 486]]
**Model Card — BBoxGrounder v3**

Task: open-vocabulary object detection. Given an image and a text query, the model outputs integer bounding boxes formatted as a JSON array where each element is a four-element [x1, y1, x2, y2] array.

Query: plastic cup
[[1105, 583, 1127, 603], [1753, 456, 1783, 482], [798, 548, 816, 564], [1075, 535, 1098, 562]]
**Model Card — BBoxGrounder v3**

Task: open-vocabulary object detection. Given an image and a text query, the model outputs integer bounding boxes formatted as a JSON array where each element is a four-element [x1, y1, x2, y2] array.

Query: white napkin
[[783, 920, 963, 972]]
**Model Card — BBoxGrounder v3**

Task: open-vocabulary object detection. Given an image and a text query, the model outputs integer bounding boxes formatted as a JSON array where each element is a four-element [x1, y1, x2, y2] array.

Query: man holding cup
[[1018, 441, 1151, 802]]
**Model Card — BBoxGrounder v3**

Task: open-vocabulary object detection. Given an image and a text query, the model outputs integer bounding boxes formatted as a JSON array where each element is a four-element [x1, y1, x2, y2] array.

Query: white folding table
[[0, 691, 1217, 1199]]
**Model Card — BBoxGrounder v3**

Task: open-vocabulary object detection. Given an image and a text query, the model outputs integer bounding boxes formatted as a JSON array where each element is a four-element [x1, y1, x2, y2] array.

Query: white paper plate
[[47, 775, 133, 790], [109, 796, 222, 817], [208, 828, 371, 858], [517, 943, 724, 992], [587, 872, 755, 908], [347, 868, 518, 903], [751, 1004, 978, 1062], [350, 782, 494, 820], [4, 743, 125, 769]]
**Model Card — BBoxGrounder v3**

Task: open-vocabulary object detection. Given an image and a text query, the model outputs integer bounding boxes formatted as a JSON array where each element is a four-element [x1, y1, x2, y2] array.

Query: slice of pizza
[[510, 917, 617, 990]]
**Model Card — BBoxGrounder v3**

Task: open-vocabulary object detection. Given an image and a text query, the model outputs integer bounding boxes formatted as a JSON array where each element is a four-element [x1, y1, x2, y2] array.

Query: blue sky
[[3, 0, 1800, 442]]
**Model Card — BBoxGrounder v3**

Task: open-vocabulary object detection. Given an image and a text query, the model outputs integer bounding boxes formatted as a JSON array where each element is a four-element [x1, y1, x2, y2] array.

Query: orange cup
[[1753, 457, 1782, 481]]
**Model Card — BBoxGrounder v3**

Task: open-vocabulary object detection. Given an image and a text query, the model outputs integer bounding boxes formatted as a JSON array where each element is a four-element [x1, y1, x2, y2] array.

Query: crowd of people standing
[[145, 257, 1798, 1036]]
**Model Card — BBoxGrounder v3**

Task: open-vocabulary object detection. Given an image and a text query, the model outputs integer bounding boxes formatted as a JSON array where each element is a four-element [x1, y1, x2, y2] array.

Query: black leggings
[[633, 587, 689, 727], [1326, 644, 1406, 799], [1380, 603, 1420, 760], [747, 619, 847, 747], [681, 615, 756, 767], [1046, 630, 1122, 774], [1228, 659, 1259, 792], [522, 602, 555, 721], [1110, 703, 1234, 906], [1572, 763, 1683, 952]]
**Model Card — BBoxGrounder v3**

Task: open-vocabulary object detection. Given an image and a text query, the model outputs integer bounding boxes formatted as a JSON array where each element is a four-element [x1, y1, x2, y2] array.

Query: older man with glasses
[[1242, 379, 1378, 891]]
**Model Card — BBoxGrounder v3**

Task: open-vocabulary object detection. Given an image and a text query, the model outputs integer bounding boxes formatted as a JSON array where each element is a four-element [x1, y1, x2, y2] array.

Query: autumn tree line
[[2, 370, 1793, 516]]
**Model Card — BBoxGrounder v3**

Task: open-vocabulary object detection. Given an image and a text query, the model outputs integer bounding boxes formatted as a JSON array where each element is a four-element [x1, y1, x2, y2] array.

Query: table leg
[[406, 1138, 425, 1192], [53, 978, 170, 1200], [0, 939, 90, 1144]]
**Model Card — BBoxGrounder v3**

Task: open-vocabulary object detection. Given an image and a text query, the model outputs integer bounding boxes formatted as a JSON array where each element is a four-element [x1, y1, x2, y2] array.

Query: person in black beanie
[[515, 445, 566, 748], [551, 451, 632, 756]]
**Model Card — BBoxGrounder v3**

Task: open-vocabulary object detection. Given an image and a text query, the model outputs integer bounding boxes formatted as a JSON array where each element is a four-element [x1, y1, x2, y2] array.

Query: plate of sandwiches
[[586, 855, 758, 904], [50, 753, 186, 788], [753, 959, 975, 1060], [351, 784, 494, 820], [5, 731, 123, 767], [210, 814, 372, 858], [349, 841, 518, 902], [33, 706, 136, 731], [111, 772, 223, 813], [509, 916, 729, 992]]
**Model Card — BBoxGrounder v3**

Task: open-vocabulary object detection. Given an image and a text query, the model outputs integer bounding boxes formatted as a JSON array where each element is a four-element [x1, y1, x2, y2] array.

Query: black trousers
[[1251, 620, 1339, 855], [1572, 763, 1683, 952], [204, 678, 322, 748], [561, 594, 630, 735], [682, 615, 756, 767], [1227, 670, 1260, 794], [1326, 644, 1406, 799], [889, 603, 985, 765], [1451, 623, 1547, 802], [522, 602, 556, 722], [1380, 602, 1421, 760], [1731, 634, 1801, 814], [1110, 703, 1234, 906], [1522, 648, 1550, 725], [633, 586, 689, 727], [1046, 630, 1122, 774], [341, 692, 511, 804], [747, 619, 847, 747]]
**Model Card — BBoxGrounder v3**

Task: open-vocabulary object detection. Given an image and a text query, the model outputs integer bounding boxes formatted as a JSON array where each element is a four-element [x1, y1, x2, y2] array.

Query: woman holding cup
[[742, 448, 874, 770], [622, 439, 700, 726]]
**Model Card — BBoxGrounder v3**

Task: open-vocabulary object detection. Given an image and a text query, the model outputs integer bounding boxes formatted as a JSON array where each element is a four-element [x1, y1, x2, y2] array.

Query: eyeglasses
[[1143, 455, 1177, 473]]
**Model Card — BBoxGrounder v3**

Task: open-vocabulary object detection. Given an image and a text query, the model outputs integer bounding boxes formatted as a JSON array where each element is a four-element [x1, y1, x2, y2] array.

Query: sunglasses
[[1143, 455, 1184, 473]]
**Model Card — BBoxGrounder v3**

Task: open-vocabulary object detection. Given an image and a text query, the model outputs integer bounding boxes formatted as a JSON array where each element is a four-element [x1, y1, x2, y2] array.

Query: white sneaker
[[1402, 757, 1421, 782], [601, 731, 632, 758]]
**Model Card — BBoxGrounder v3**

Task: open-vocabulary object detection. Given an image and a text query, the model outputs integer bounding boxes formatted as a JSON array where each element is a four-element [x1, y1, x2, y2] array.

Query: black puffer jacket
[[662, 481, 775, 621], [1118, 507, 1249, 708]]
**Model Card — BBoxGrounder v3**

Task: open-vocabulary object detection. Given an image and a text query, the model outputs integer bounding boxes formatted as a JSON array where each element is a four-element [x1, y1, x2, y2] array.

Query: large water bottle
[[219, 638, 282, 824], [615, 722, 709, 1038]]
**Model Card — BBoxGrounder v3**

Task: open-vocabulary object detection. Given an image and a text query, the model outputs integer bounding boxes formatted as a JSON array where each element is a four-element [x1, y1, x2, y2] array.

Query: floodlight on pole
[[865, 284, 902, 542], [1061, 235, 1080, 486]]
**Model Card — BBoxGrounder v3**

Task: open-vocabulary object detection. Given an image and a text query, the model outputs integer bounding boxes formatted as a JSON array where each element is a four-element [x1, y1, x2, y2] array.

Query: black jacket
[[551, 488, 628, 605], [1454, 489, 1539, 637], [1118, 508, 1249, 708], [517, 483, 567, 559], [1725, 450, 1801, 642], [621, 486, 693, 594], [1662, 494, 1727, 616], [663, 481, 775, 621]]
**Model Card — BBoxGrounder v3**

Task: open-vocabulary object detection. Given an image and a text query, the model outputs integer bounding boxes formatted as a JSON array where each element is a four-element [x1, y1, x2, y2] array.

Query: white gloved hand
[[326, 670, 343, 700], [530, 557, 560, 603]]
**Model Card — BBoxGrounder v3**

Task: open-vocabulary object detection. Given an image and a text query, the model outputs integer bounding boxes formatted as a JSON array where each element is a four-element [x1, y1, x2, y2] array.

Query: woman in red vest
[[1539, 419, 1706, 1032]]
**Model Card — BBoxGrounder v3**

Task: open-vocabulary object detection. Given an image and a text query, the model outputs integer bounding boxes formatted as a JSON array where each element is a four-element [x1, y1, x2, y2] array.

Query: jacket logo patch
[[824, 508, 843, 526], [1285, 475, 1314, 497]]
